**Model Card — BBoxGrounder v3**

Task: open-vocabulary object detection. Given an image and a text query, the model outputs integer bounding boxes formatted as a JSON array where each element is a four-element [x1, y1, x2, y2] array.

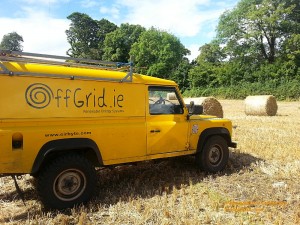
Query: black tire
[[37, 154, 96, 209], [196, 136, 229, 173]]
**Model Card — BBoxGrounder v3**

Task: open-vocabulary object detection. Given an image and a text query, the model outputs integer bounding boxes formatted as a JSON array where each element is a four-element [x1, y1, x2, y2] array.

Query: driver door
[[147, 86, 189, 155]]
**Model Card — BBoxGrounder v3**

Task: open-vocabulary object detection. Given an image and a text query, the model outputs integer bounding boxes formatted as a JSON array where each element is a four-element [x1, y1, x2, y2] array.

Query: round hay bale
[[167, 93, 177, 100], [184, 97, 223, 118], [244, 95, 278, 116]]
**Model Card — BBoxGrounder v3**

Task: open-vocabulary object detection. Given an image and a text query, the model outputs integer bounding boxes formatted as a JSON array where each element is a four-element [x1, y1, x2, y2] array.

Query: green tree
[[217, 0, 295, 63], [66, 12, 100, 58], [170, 58, 191, 91], [103, 23, 145, 62], [130, 27, 190, 79], [281, 34, 300, 80], [97, 19, 118, 58], [188, 41, 226, 88], [285, 0, 300, 33], [66, 13, 117, 59], [196, 41, 225, 64], [187, 0, 300, 99], [0, 32, 23, 51], [283, 34, 300, 66], [188, 62, 217, 88]]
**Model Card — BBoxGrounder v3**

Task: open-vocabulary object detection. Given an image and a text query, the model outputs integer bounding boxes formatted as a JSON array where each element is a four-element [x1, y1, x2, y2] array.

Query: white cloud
[[100, 6, 109, 14], [20, 0, 70, 5], [0, 0, 238, 60], [100, 6, 120, 20], [205, 31, 216, 39], [187, 44, 200, 61], [113, 0, 224, 38], [80, 0, 99, 8], [0, 9, 70, 55]]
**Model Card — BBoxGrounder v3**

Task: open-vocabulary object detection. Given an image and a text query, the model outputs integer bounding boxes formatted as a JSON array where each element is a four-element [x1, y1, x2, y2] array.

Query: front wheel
[[37, 154, 96, 209], [196, 136, 229, 173]]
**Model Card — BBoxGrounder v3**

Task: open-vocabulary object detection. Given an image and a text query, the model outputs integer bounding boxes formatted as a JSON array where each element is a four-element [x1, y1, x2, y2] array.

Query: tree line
[[187, 0, 300, 99], [1, 0, 300, 99], [65, 12, 190, 88]]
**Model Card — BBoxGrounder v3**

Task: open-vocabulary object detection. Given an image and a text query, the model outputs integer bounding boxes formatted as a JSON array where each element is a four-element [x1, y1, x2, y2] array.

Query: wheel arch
[[31, 138, 103, 175], [197, 127, 232, 153]]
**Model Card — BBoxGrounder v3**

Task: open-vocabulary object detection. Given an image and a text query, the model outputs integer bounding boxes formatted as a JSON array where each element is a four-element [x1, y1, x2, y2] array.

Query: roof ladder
[[0, 49, 134, 82]]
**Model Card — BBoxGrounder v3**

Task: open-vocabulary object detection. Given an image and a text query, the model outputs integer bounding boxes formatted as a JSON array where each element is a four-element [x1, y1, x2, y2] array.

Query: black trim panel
[[197, 127, 234, 152], [31, 138, 102, 174]]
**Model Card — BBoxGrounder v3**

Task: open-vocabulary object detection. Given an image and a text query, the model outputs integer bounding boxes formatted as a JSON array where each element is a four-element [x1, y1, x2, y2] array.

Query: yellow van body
[[0, 51, 236, 209]]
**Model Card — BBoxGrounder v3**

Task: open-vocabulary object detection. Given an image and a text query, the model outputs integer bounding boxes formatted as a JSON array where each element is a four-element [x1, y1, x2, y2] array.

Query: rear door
[[146, 86, 189, 155]]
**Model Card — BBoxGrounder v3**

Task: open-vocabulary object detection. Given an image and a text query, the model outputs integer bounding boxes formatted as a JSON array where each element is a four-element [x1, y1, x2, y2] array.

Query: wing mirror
[[187, 101, 203, 115]]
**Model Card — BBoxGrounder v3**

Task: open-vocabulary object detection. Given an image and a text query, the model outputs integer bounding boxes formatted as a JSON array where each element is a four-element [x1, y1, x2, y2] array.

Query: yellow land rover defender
[[0, 50, 236, 209]]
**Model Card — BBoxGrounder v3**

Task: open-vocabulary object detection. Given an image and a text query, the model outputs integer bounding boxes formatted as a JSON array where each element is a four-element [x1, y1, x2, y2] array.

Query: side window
[[148, 86, 184, 115]]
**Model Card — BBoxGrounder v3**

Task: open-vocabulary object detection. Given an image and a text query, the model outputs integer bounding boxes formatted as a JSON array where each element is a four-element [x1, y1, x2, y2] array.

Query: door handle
[[150, 129, 160, 133]]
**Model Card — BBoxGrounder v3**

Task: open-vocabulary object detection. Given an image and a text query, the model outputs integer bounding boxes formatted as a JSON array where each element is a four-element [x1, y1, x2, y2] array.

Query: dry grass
[[0, 100, 299, 224]]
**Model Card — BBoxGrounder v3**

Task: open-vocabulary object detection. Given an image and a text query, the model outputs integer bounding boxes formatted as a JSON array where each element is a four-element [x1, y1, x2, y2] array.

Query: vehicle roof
[[0, 61, 176, 86]]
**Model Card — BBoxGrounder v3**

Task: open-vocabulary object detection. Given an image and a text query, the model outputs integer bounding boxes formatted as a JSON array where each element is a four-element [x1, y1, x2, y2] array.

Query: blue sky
[[0, 0, 238, 61]]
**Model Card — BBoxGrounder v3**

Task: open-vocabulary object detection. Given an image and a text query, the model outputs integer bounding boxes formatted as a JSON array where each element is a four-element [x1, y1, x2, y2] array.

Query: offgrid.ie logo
[[25, 83, 54, 109], [24, 83, 125, 111]]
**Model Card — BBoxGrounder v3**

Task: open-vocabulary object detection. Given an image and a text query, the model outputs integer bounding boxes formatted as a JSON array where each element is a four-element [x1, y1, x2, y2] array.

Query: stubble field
[[0, 100, 299, 224]]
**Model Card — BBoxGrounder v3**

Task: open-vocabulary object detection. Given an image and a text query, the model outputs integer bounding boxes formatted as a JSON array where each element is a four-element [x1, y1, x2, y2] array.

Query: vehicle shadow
[[0, 177, 37, 202], [91, 149, 263, 206], [0, 149, 263, 220]]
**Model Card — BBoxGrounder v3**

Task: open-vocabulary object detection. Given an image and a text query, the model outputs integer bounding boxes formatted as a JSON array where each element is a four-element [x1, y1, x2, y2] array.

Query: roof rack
[[0, 50, 134, 82]]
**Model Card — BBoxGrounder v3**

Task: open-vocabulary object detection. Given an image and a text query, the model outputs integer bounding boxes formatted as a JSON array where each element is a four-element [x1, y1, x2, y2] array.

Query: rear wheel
[[196, 136, 229, 173], [37, 154, 96, 209]]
